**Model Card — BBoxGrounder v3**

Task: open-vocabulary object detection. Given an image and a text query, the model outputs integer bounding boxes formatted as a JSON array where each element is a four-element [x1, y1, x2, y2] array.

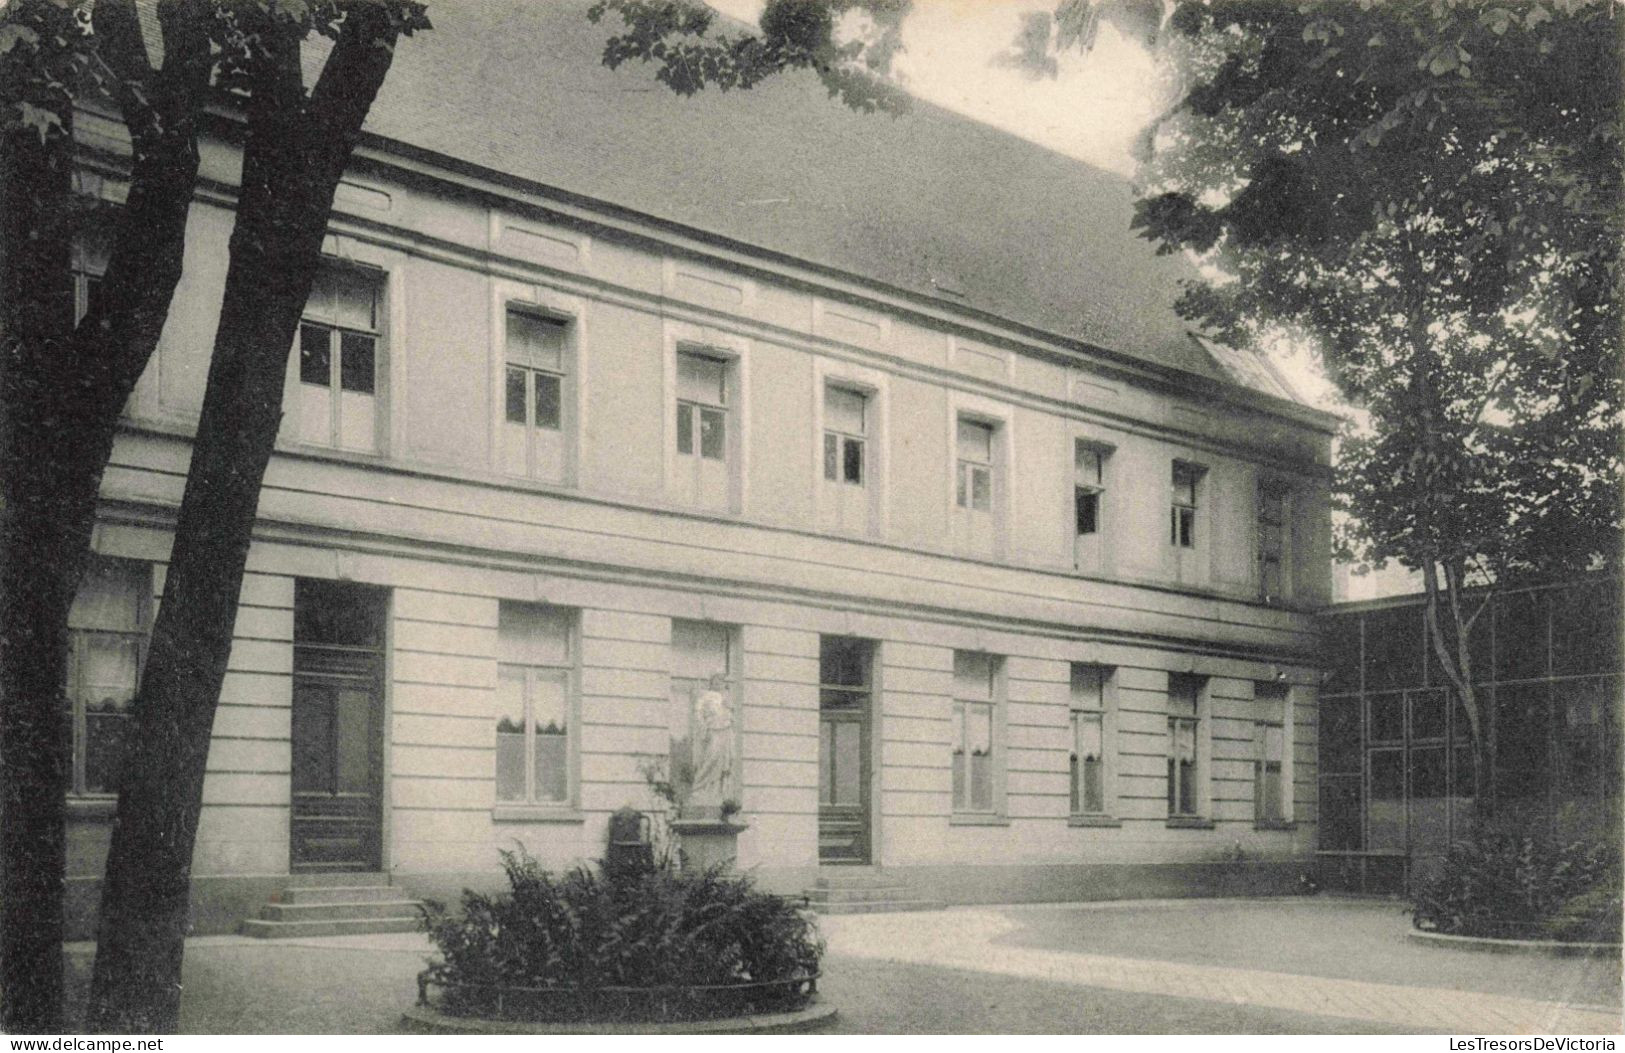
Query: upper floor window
[[677, 351, 728, 460], [951, 651, 1000, 814], [1167, 673, 1204, 818], [496, 604, 575, 807], [1258, 485, 1288, 601], [956, 419, 995, 512], [1074, 441, 1110, 572], [502, 309, 570, 482], [1069, 664, 1108, 815], [823, 385, 867, 487], [299, 263, 382, 452], [1074, 444, 1103, 538], [1170, 463, 1201, 549], [71, 232, 110, 328], [65, 557, 147, 797], [674, 349, 733, 510]]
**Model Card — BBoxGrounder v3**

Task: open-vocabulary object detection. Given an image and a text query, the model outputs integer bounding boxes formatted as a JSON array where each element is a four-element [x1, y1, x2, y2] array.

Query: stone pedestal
[[671, 817, 748, 872]]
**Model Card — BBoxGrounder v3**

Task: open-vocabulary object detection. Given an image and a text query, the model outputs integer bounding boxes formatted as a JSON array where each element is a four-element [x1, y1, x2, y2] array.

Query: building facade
[[62, 1, 1336, 934], [1317, 578, 1622, 895]]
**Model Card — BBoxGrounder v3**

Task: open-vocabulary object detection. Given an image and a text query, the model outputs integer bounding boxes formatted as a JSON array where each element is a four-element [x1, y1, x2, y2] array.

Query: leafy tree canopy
[[1104, 0, 1621, 586], [587, 0, 910, 113]]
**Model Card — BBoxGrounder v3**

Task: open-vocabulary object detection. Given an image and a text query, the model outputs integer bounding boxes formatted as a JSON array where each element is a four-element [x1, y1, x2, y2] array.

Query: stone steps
[[802, 871, 943, 915], [242, 880, 424, 938]]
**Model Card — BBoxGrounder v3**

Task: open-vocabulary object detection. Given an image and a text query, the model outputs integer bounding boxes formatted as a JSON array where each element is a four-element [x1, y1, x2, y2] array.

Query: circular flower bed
[[418, 848, 824, 1025], [415, 970, 820, 1025]]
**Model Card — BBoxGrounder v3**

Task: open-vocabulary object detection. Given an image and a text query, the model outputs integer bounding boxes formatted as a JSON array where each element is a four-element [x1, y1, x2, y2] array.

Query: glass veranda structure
[[1318, 577, 1621, 894]]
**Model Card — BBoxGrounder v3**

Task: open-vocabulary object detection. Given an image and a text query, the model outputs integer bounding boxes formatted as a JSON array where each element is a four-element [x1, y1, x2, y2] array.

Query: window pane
[[834, 720, 861, 805], [294, 580, 385, 648], [956, 463, 968, 507], [1071, 664, 1102, 708], [533, 671, 568, 733], [83, 711, 128, 795], [1075, 489, 1098, 536], [83, 275, 104, 323], [333, 687, 373, 794], [329, 267, 377, 330], [843, 437, 863, 484], [1369, 694, 1404, 743], [966, 701, 992, 755], [534, 372, 561, 430], [953, 652, 993, 701], [825, 386, 866, 434], [1168, 675, 1200, 718], [1411, 690, 1446, 740], [1077, 712, 1103, 758], [69, 560, 144, 632], [1069, 728, 1080, 813], [965, 702, 993, 811], [81, 635, 138, 711], [496, 668, 527, 802], [291, 685, 332, 793], [970, 465, 991, 510], [1172, 465, 1197, 506], [1261, 724, 1284, 762], [699, 407, 726, 460], [300, 324, 331, 386], [819, 721, 833, 805], [498, 604, 571, 666], [951, 708, 967, 808], [957, 419, 992, 462], [1074, 444, 1101, 486], [505, 367, 528, 424], [823, 432, 838, 481], [1084, 755, 1105, 814], [1171, 718, 1197, 762], [971, 750, 992, 811], [676, 402, 694, 455], [677, 352, 727, 405], [533, 673, 569, 803], [1319, 697, 1360, 773], [535, 731, 568, 803], [819, 637, 868, 688], [339, 332, 375, 393], [507, 311, 565, 372]]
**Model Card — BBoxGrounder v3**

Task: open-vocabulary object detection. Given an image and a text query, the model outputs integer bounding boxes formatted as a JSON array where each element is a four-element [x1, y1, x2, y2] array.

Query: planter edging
[[1407, 928, 1622, 959], [401, 999, 837, 1035]]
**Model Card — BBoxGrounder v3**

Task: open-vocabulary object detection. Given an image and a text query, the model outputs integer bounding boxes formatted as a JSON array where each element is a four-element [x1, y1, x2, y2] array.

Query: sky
[[706, 0, 1165, 177]]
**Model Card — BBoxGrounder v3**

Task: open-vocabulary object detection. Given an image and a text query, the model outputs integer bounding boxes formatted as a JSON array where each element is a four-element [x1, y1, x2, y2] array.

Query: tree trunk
[[1, 0, 211, 1028], [0, 66, 78, 1033], [86, 8, 412, 1029]]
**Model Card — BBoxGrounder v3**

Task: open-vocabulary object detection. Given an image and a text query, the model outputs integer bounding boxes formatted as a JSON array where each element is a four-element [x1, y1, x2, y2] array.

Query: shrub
[[1411, 834, 1622, 943], [419, 847, 824, 1022]]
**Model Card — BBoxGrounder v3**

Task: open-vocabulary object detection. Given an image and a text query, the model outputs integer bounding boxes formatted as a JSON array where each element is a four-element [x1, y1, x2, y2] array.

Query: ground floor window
[[65, 557, 147, 797], [1167, 673, 1203, 818], [496, 603, 575, 806], [952, 651, 999, 813]]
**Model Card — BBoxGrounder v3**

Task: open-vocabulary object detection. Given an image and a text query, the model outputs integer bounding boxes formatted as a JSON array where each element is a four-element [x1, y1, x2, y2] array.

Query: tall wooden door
[[291, 581, 386, 871], [818, 637, 872, 863]]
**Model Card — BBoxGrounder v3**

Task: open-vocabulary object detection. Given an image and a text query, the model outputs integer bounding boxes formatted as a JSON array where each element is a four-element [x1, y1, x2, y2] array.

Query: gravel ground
[[988, 897, 1621, 1008], [52, 896, 1620, 1034]]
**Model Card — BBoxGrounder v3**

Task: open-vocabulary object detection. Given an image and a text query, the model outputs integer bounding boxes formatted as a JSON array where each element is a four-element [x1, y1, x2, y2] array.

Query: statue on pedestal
[[688, 673, 735, 814]]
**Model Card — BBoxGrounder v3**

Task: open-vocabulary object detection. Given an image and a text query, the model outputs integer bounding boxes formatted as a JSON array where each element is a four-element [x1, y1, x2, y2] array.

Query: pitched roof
[[362, 0, 1228, 380]]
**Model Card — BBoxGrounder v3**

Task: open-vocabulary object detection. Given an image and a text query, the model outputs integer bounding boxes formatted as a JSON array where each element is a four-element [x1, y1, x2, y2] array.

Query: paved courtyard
[[61, 896, 1622, 1034]]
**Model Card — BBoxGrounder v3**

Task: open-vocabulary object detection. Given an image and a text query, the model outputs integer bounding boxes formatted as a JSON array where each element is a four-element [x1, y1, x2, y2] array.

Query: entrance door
[[818, 637, 872, 864], [291, 580, 386, 871]]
